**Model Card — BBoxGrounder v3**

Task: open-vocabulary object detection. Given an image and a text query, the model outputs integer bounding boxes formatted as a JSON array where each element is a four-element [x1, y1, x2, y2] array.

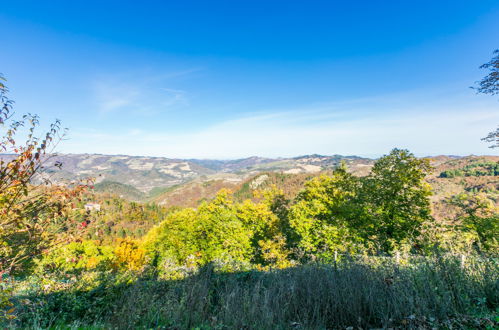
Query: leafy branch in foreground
[[474, 49, 499, 96], [480, 126, 498, 149], [0, 76, 90, 275], [474, 50, 499, 148]]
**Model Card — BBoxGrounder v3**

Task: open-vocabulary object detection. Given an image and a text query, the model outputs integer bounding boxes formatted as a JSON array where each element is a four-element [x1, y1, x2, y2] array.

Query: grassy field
[[4, 255, 498, 329]]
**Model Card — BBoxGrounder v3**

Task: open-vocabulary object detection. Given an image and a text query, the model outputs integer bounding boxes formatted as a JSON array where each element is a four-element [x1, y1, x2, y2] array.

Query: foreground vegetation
[[4, 256, 498, 329]]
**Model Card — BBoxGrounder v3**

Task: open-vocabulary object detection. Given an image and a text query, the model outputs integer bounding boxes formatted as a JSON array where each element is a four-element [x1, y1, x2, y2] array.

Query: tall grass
[[6, 255, 498, 329]]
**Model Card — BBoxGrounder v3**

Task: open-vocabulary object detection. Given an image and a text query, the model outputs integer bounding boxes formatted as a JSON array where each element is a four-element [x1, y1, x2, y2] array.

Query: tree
[[114, 238, 146, 271], [481, 127, 498, 149], [142, 208, 199, 271], [0, 75, 88, 275], [0, 76, 12, 125], [360, 149, 433, 252], [475, 49, 499, 96], [450, 193, 498, 254], [236, 186, 293, 268], [193, 190, 252, 268], [289, 167, 363, 259], [143, 190, 253, 274], [474, 50, 499, 148]]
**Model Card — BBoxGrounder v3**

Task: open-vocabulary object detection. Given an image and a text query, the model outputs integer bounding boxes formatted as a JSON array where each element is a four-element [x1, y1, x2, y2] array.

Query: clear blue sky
[[1, 0, 498, 158]]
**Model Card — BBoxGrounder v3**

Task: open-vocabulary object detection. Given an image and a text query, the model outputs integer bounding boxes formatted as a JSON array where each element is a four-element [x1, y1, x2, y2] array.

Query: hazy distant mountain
[[31, 154, 216, 192], [4, 153, 493, 209], [152, 155, 499, 218], [0, 153, 374, 196]]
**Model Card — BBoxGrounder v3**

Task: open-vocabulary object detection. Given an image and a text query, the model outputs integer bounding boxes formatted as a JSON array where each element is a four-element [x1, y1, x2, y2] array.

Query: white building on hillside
[[84, 203, 101, 212]]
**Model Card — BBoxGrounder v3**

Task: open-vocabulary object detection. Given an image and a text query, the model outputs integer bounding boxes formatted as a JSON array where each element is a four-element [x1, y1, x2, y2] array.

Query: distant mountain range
[[0, 153, 374, 193], [2, 153, 497, 214]]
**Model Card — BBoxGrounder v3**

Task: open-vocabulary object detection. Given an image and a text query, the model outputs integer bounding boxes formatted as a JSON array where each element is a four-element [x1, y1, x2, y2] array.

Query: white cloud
[[161, 88, 189, 107], [94, 82, 140, 113], [92, 73, 191, 115], [63, 101, 499, 159]]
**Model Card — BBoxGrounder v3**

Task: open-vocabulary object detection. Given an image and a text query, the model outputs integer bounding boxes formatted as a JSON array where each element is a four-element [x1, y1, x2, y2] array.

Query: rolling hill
[[1, 153, 497, 218], [0, 153, 373, 197]]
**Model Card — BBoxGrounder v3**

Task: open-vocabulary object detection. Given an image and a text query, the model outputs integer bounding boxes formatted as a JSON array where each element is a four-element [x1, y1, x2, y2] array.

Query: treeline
[[79, 196, 171, 242], [439, 161, 499, 178]]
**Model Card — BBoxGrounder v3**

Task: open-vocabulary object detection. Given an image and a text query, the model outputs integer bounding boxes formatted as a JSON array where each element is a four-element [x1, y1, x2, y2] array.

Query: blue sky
[[1, 0, 498, 158]]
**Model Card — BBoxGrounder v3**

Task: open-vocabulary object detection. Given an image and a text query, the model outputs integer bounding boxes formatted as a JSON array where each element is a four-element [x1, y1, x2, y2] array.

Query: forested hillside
[[3, 143, 497, 328]]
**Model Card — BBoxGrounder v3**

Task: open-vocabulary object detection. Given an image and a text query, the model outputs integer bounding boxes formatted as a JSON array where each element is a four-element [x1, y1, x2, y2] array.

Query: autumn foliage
[[0, 77, 90, 275]]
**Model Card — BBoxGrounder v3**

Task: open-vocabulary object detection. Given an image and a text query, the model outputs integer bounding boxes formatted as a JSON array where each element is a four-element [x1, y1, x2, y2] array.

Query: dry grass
[[7, 255, 499, 329]]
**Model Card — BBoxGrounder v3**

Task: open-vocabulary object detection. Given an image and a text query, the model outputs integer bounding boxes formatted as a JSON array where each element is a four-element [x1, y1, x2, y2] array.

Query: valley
[[15, 153, 495, 217]]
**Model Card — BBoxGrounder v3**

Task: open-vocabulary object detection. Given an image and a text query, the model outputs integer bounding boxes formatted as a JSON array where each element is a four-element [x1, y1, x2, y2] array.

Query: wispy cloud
[[161, 88, 189, 107], [64, 91, 499, 159], [92, 71, 194, 115], [94, 82, 140, 113]]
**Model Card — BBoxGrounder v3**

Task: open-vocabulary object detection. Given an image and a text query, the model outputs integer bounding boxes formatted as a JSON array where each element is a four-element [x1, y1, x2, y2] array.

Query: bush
[[34, 240, 115, 276]]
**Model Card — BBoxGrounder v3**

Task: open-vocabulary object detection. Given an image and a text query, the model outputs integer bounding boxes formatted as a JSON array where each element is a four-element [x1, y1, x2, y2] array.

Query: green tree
[[118, 228, 126, 238], [143, 208, 198, 269], [360, 149, 433, 252], [143, 190, 252, 273], [289, 167, 363, 260], [236, 186, 293, 268], [450, 193, 498, 253], [193, 190, 252, 267], [35, 240, 114, 275]]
